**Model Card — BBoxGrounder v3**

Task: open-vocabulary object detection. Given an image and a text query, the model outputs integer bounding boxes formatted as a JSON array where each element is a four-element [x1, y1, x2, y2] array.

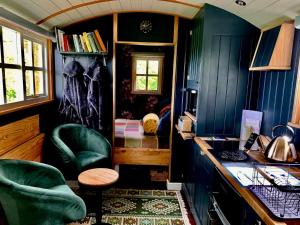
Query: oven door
[[212, 168, 246, 225]]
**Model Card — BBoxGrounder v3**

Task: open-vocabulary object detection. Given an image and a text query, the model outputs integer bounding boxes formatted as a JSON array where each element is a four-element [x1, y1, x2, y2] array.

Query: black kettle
[[264, 125, 298, 162]]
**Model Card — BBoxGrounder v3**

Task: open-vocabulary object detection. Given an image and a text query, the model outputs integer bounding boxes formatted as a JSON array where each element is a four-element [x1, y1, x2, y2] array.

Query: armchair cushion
[[50, 123, 112, 178], [0, 159, 86, 225]]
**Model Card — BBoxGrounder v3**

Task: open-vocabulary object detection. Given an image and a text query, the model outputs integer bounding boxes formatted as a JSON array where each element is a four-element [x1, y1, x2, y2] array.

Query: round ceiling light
[[235, 0, 246, 6]]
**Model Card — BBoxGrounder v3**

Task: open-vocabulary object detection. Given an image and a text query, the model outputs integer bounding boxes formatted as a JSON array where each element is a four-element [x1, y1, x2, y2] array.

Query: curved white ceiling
[[1, 0, 300, 30]]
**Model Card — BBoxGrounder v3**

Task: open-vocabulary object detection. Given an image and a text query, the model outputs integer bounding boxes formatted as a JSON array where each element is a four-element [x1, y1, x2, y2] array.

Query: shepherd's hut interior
[[2, 0, 300, 225]]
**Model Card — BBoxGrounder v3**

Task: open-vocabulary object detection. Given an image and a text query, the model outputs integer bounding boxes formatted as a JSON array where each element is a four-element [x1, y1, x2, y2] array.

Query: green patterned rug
[[69, 189, 190, 225]]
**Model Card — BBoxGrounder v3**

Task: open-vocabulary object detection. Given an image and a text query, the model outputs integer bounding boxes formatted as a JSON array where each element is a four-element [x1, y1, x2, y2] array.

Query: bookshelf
[[55, 27, 108, 55]]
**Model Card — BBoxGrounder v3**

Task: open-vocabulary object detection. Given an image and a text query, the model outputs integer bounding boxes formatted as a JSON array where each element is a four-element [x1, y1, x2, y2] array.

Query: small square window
[[132, 53, 164, 95]]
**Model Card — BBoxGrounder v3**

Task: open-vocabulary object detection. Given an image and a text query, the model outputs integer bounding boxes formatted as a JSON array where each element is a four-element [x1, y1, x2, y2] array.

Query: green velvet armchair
[[0, 159, 86, 225], [50, 123, 112, 179]]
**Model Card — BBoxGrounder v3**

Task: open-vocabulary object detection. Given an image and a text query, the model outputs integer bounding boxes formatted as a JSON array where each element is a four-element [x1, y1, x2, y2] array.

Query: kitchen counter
[[194, 137, 300, 225]]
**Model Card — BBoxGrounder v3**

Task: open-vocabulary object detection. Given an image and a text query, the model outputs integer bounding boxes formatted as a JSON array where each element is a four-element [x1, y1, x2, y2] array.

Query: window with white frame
[[0, 23, 50, 111], [131, 53, 164, 95]]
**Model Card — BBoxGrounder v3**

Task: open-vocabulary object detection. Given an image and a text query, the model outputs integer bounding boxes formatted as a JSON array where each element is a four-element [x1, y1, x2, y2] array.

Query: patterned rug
[[69, 189, 190, 225]]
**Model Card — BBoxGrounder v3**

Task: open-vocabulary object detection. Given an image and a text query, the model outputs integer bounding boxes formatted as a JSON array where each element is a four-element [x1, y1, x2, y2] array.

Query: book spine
[[87, 32, 98, 53], [59, 31, 65, 51], [94, 29, 107, 52], [72, 34, 79, 52], [92, 32, 101, 52], [79, 35, 88, 52], [73, 34, 83, 52], [83, 32, 92, 52], [63, 35, 69, 51], [67, 35, 75, 52]]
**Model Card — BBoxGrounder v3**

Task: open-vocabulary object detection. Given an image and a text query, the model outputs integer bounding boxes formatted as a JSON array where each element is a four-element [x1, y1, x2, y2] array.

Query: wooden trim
[[261, 19, 294, 32], [0, 99, 54, 116], [160, 0, 202, 9], [169, 16, 179, 180], [116, 41, 174, 46], [36, 0, 199, 25], [269, 22, 295, 68], [194, 137, 287, 225], [112, 13, 117, 147], [184, 111, 196, 122], [47, 40, 54, 100], [175, 124, 195, 140], [113, 147, 171, 166], [249, 31, 263, 69], [249, 66, 291, 71], [291, 55, 300, 124]]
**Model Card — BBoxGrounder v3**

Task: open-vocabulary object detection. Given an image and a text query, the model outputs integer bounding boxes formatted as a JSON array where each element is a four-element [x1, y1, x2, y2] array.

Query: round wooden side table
[[78, 168, 119, 225]]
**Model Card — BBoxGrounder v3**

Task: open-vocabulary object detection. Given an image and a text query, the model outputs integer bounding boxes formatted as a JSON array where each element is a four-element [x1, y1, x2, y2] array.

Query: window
[[0, 21, 52, 114], [131, 53, 164, 95]]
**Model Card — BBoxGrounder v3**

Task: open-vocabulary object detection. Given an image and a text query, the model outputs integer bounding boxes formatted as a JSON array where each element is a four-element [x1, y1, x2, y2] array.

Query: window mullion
[[20, 33, 27, 100], [0, 26, 6, 103], [31, 41, 36, 97], [145, 60, 149, 91]]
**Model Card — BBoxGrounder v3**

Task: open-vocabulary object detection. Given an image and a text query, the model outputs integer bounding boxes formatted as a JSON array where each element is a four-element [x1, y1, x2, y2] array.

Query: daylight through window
[[132, 53, 164, 95], [0, 24, 49, 108]]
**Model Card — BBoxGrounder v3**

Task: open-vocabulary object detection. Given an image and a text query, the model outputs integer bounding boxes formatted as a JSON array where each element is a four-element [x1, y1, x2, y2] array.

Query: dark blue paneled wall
[[248, 30, 300, 136]]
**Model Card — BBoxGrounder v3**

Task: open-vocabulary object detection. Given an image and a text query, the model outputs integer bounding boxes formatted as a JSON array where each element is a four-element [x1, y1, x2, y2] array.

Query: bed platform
[[113, 119, 171, 166]]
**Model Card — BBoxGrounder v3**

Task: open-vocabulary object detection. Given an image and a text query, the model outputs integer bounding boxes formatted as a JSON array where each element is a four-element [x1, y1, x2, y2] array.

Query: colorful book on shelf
[[92, 32, 101, 52], [82, 32, 92, 52], [79, 35, 88, 52], [63, 35, 69, 52], [67, 35, 75, 52], [55, 28, 65, 52], [94, 29, 107, 52], [73, 34, 83, 52], [87, 32, 98, 53]]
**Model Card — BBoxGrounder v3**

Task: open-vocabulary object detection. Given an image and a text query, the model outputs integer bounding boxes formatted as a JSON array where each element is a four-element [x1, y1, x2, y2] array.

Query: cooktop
[[205, 140, 252, 162]]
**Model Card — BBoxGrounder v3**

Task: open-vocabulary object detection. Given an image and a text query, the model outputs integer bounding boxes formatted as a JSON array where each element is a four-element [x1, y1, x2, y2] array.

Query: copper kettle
[[264, 125, 298, 162]]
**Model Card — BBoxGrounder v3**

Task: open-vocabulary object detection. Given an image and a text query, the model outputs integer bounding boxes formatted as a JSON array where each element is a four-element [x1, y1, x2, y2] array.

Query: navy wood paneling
[[118, 13, 174, 43], [247, 30, 300, 136], [189, 4, 259, 137], [186, 10, 204, 90]]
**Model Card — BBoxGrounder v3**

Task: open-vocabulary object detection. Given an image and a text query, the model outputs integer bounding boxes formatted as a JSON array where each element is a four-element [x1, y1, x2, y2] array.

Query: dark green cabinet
[[183, 141, 214, 225]]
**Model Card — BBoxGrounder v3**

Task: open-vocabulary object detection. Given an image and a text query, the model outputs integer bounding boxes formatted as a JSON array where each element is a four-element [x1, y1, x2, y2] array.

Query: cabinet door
[[182, 139, 196, 208], [193, 143, 215, 225]]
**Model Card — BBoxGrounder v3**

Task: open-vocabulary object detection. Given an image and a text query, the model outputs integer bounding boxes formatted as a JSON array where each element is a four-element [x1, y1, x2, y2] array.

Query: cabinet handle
[[200, 150, 205, 156]]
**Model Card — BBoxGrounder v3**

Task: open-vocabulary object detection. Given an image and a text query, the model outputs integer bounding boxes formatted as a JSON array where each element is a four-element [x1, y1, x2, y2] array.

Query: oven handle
[[211, 195, 231, 225]]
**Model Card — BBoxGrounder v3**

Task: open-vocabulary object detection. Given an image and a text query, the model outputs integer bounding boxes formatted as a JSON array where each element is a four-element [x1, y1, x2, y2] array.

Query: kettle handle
[[272, 125, 295, 142]]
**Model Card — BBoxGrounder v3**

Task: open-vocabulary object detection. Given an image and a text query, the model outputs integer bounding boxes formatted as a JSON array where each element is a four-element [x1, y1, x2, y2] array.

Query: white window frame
[[131, 52, 164, 95]]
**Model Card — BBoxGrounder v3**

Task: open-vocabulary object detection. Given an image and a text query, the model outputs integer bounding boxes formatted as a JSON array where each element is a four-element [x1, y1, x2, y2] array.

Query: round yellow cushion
[[143, 113, 159, 134]]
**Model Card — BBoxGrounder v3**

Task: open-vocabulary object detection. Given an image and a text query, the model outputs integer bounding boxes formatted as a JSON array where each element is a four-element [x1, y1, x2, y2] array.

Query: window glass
[[34, 71, 44, 95], [148, 76, 158, 91], [0, 70, 4, 105], [33, 42, 43, 67], [25, 70, 34, 96], [148, 60, 159, 75], [3, 26, 21, 65], [136, 76, 146, 90], [136, 60, 147, 74], [5, 69, 24, 103], [24, 39, 32, 66]]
